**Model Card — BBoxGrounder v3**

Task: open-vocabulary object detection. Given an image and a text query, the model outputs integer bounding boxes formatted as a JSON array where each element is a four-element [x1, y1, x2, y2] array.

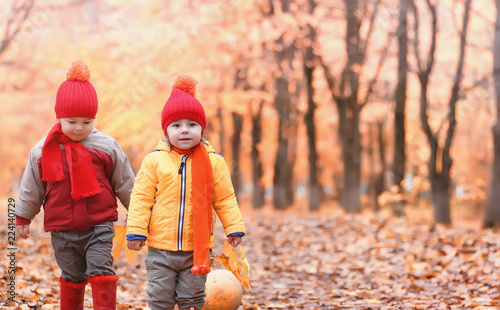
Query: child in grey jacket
[[15, 59, 135, 310]]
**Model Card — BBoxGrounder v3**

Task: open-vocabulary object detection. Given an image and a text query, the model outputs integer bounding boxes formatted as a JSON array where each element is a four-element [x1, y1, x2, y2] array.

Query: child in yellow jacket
[[126, 74, 246, 310]]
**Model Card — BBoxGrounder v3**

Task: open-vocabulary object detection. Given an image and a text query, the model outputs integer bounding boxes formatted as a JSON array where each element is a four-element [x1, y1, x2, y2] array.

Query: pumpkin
[[202, 269, 243, 310]]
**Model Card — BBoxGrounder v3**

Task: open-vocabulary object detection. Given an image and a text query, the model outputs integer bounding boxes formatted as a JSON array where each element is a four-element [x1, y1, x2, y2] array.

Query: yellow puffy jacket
[[126, 140, 246, 251]]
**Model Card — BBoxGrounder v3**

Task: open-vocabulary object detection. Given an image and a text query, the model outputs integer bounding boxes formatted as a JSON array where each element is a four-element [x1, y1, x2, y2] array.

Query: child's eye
[[84, 122, 91, 124], [68, 121, 75, 124]]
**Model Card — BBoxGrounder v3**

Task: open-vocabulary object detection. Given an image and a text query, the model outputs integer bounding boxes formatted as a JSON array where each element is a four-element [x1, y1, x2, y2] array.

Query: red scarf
[[173, 144, 213, 275], [41, 123, 102, 200]]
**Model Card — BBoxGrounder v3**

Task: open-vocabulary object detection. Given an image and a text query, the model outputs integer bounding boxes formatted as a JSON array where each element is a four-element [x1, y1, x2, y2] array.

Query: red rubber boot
[[88, 275, 119, 310], [59, 278, 87, 310]]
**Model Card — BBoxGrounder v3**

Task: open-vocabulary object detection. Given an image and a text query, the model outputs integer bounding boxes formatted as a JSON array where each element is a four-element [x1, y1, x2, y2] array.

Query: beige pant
[[145, 247, 212, 310], [50, 221, 115, 283]]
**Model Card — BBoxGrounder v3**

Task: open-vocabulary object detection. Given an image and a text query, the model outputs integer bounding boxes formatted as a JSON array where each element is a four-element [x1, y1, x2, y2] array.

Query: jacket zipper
[[177, 155, 189, 250]]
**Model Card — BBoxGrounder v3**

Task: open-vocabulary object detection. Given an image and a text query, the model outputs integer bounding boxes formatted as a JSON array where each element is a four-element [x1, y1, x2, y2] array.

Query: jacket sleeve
[[211, 154, 246, 236], [15, 145, 45, 222], [110, 140, 136, 210], [126, 154, 157, 238]]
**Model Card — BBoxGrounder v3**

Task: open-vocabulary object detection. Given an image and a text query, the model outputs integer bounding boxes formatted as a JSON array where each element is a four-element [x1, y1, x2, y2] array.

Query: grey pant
[[145, 247, 211, 310], [51, 221, 115, 283]]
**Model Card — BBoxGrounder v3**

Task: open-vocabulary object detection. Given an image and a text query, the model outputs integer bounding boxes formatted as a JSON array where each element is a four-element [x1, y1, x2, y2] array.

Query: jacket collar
[[154, 139, 215, 154]]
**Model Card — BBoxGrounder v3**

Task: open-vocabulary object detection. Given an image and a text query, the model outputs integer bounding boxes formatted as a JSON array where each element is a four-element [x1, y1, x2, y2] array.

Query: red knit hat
[[55, 59, 98, 119], [161, 74, 206, 133]]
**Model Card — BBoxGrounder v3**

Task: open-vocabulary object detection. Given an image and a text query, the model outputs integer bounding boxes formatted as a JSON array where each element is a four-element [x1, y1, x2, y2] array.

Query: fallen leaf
[[112, 225, 147, 264], [214, 241, 253, 292]]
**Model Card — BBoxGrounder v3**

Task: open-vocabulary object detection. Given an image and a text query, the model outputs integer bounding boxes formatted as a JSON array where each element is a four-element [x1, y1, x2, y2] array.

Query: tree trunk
[[484, 0, 500, 228], [368, 121, 386, 212], [376, 121, 387, 207], [303, 4, 321, 210], [320, 0, 388, 213], [231, 112, 243, 196], [286, 106, 298, 208], [271, 0, 296, 210], [251, 100, 265, 209], [338, 98, 362, 213], [304, 69, 322, 210], [431, 175, 451, 225], [273, 77, 293, 210], [342, 158, 361, 213], [413, 0, 470, 225], [367, 123, 378, 211], [216, 106, 225, 155], [339, 0, 363, 213], [432, 0, 469, 225], [420, 82, 451, 224], [485, 123, 500, 227], [392, 0, 409, 217]]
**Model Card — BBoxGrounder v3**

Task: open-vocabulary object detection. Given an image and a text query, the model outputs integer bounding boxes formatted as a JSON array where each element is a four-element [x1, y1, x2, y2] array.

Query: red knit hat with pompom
[[161, 74, 206, 134], [55, 59, 98, 119]]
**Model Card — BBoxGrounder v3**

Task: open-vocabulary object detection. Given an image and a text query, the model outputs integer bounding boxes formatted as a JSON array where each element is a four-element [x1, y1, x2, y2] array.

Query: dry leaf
[[112, 225, 127, 262], [112, 225, 147, 264], [214, 241, 253, 292]]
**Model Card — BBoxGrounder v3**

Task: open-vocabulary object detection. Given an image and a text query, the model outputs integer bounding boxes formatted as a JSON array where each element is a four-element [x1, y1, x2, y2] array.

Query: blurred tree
[[2, 0, 495, 216], [216, 105, 226, 156], [367, 120, 386, 212], [230, 52, 266, 208], [412, 0, 471, 225], [484, 0, 500, 228], [303, 0, 322, 211], [392, 0, 409, 217], [231, 112, 244, 196], [0, 0, 35, 57], [320, 0, 389, 213], [266, 0, 299, 210], [251, 97, 266, 209]]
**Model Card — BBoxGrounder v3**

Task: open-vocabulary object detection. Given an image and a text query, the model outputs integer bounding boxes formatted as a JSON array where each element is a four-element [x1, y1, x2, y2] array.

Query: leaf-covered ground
[[2, 206, 500, 309]]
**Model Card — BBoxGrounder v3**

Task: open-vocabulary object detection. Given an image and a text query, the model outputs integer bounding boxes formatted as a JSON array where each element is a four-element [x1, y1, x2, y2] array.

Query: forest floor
[[1, 197, 500, 309]]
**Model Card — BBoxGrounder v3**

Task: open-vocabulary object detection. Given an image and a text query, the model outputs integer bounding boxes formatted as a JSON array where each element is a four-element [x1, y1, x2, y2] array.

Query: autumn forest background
[[2, 0, 500, 308]]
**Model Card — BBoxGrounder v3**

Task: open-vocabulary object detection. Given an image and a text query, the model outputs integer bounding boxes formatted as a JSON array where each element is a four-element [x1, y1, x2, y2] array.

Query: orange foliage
[[112, 225, 146, 265], [0, 0, 495, 211], [214, 241, 252, 292]]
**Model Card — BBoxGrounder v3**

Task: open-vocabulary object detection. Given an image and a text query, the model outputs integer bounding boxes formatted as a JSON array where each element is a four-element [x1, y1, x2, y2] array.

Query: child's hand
[[227, 236, 242, 248], [17, 225, 30, 239], [127, 240, 145, 251]]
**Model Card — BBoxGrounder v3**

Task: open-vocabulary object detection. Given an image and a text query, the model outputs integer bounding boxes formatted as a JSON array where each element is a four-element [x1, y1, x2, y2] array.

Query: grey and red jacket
[[15, 128, 135, 232]]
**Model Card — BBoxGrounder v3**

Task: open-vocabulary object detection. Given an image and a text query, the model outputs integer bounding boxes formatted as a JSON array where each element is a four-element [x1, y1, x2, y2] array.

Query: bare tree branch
[[360, 33, 392, 108], [410, 0, 436, 76], [414, 0, 438, 152], [410, 0, 423, 72], [0, 0, 35, 57], [424, 0, 438, 76], [360, 0, 383, 65], [318, 54, 339, 102], [443, 0, 472, 166]]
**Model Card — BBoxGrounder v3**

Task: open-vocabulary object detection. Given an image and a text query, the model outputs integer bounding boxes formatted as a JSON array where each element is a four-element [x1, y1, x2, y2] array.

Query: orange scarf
[[41, 123, 102, 200], [173, 144, 213, 275]]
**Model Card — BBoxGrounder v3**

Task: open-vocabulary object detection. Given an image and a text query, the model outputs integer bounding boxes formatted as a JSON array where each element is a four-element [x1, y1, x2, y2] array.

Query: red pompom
[[191, 265, 210, 275], [65, 59, 91, 82], [171, 73, 197, 97], [200, 264, 211, 274], [191, 266, 201, 275]]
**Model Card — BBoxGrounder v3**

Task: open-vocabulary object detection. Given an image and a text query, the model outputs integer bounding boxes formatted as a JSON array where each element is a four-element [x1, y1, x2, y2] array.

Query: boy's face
[[166, 119, 202, 150], [59, 118, 94, 141]]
